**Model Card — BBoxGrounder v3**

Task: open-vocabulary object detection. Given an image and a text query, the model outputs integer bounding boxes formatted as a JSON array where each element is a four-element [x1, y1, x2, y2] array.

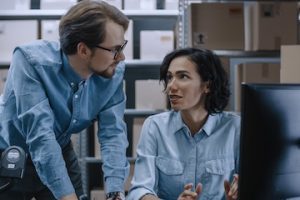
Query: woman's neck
[[180, 108, 208, 136]]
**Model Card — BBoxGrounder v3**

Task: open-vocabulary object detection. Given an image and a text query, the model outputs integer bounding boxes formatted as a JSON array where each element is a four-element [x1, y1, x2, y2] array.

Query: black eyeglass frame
[[95, 40, 128, 59]]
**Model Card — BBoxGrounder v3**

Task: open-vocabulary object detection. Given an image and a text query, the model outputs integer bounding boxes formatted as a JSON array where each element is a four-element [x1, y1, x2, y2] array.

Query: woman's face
[[165, 56, 209, 112]]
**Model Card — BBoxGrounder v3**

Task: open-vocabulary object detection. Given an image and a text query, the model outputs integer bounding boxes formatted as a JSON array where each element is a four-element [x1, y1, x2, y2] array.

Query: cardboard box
[[235, 63, 280, 112], [247, 2, 298, 50], [164, 0, 178, 10], [135, 79, 167, 109], [41, 20, 60, 42], [124, 20, 133, 60], [124, 0, 156, 10], [102, 0, 122, 10], [140, 30, 174, 60], [281, 45, 300, 83], [1, 0, 30, 10], [189, 2, 244, 50], [40, 0, 76, 10], [0, 20, 38, 63]]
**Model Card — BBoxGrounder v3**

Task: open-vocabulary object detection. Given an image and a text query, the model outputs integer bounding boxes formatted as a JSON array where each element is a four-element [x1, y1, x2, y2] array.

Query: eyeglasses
[[95, 40, 128, 59]]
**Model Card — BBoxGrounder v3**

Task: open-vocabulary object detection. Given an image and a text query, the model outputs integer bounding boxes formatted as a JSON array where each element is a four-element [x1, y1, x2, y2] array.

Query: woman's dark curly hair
[[160, 48, 230, 114]]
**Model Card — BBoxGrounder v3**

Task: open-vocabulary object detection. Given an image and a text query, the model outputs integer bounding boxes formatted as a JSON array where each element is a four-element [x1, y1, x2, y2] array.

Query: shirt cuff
[[105, 177, 125, 194], [47, 174, 75, 199]]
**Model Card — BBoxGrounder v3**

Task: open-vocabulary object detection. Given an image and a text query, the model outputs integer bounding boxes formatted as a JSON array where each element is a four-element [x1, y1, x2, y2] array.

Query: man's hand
[[224, 174, 239, 200], [60, 193, 78, 200], [177, 183, 202, 200]]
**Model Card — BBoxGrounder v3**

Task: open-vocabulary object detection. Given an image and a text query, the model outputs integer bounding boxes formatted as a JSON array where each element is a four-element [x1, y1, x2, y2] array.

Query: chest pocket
[[156, 156, 185, 199], [202, 158, 235, 199]]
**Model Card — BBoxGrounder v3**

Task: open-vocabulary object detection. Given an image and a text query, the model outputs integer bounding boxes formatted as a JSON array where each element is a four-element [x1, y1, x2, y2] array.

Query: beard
[[89, 63, 117, 78]]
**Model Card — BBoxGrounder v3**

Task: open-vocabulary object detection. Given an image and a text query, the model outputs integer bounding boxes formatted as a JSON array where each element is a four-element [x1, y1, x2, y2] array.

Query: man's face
[[88, 20, 126, 78]]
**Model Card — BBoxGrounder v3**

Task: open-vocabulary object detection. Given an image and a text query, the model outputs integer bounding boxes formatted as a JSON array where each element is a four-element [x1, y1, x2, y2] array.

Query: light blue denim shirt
[[127, 111, 240, 200], [0, 40, 129, 199]]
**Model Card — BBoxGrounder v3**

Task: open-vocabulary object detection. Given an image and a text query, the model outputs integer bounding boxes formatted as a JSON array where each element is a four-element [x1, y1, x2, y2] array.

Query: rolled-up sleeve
[[127, 118, 158, 200], [11, 48, 74, 199], [98, 82, 130, 193]]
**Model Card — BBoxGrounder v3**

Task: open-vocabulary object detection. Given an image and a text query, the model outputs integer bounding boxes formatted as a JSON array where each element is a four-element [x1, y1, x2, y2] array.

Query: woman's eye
[[179, 74, 188, 79]]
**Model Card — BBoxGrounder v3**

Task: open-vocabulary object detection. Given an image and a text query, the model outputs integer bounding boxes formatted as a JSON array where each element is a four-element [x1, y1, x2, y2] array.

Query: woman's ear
[[204, 81, 210, 94]]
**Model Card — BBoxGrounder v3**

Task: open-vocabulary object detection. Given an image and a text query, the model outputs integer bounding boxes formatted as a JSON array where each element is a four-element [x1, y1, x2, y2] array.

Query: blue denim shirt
[[0, 40, 129, 199], [127, 111, 240, 200]]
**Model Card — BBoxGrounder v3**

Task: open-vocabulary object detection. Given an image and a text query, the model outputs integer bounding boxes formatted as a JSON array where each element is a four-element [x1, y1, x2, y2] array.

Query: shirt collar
[[61, 50, 83, 86], [201, 113, 219, 136], [171, 111, 185, 133], [172, 111, 220, 137]]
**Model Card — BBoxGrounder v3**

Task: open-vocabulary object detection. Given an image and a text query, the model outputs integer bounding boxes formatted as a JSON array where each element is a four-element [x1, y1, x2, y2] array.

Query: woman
[[127, 48, 240, 200]]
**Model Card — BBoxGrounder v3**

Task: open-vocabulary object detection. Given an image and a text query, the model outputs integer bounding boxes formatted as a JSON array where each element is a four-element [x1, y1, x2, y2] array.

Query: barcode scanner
[[0, 146, 26, 179]]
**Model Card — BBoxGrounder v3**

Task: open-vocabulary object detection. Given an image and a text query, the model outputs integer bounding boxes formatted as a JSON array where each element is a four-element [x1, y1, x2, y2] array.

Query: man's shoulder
[[18, 40, 60, 52], [15, 40, 61, 66]]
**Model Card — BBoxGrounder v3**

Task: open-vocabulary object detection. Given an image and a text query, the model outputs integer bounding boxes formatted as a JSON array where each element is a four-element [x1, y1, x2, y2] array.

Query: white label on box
[[165, 0, 178, 10], [124, 0, 156, 10], [1, 0, 30, 10], [140, 30, 174, 60], [124, 0, 140, 10], [0, 20, 38, 63], [41, 20, 60, 42], [123, 20, 133, 60], [102, 0, 122, 10], [140, 0, 156, 10], [40, 0, 77, 10]]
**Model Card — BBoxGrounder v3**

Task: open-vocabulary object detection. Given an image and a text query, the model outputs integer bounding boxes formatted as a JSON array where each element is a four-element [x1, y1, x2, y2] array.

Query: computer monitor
[[239, 83, 300, 200]]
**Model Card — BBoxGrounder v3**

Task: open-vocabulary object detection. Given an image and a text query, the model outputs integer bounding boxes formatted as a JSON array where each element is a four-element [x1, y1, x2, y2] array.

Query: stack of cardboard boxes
[[188, 1, 298, 112]]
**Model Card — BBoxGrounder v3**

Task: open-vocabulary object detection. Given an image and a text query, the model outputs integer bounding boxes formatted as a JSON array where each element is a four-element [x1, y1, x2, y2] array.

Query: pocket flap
[[156, 156, 184, 175], [205, 158, 234, 175]]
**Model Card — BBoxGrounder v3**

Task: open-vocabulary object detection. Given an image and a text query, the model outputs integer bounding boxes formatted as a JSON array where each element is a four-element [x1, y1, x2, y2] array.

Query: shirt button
[[71, 82, 75, 86], [74, 95, 78, 99], [73, 119, 77, 123]]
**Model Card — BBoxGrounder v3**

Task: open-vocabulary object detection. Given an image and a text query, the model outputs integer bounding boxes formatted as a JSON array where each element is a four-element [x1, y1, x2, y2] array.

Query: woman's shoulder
[[147, 110, 177, 122], [219, 111, 241, 125]]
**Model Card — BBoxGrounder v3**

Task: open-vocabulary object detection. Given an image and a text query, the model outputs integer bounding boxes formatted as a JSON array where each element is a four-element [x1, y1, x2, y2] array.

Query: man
[[0, 1, 129, 200]]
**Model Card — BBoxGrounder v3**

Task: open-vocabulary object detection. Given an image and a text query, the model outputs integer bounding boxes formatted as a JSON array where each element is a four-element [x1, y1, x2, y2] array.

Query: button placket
[[70, 81, 82, 127]]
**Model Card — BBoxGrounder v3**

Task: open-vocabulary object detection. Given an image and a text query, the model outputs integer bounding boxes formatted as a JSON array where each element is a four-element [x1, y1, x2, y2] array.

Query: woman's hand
[[224, 174, 239, 200], [177, 183, 202, 200]]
